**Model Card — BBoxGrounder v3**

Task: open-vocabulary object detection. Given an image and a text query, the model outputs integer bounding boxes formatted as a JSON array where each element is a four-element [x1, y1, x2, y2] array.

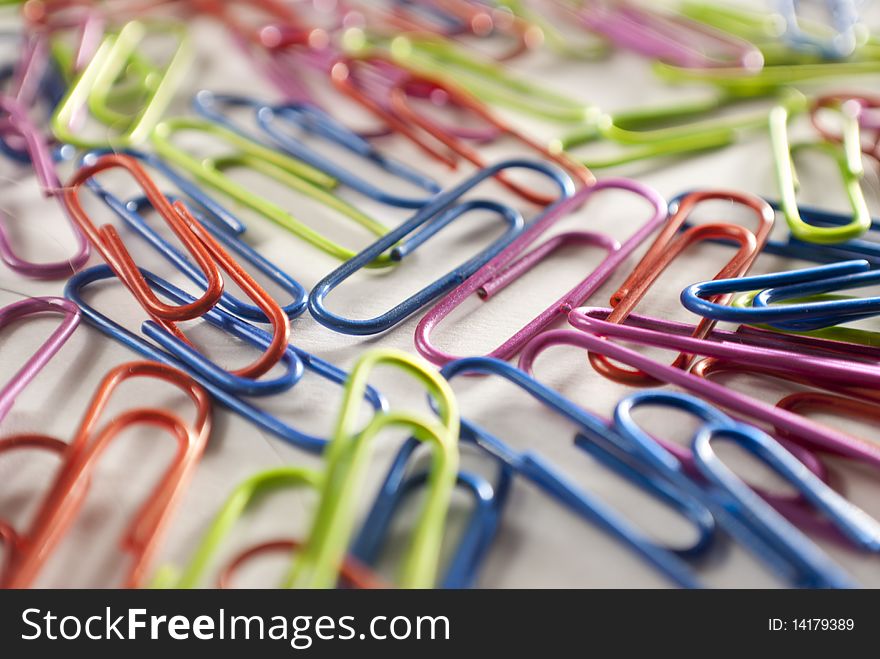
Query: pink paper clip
[[414, 178, 667, 365]]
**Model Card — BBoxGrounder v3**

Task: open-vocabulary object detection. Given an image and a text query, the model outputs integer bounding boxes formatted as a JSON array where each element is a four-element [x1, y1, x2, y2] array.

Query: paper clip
[[64, 265, 386, 451], [1, 360, 211, 588], [438, 357, 714, 588], [194, 90, 441, 209], [0, 296, 80, 423], [774, 0, 862, 59], [151, 115, 400, 266], [811, 92, 880, 161], [0, 95, 90, 278], [152, 466, 386, 589], [77, 148, 307, 321], [351, 436, 513, 588], [574, 0, 764, 70], [682, 260, 880, 332], [415, 177, 667, 365], [50, 20, 191, 148], [606, 391, 865, 588], [520, 308, 880, 470], [330, 52, 595, 204], [289, 349, 459, 589], [587, 190, 772, 385], [189, 0, 307, 47], [64, 153, 291, 383], [310, 160, 576, 335], [770, 102, 871, 244]]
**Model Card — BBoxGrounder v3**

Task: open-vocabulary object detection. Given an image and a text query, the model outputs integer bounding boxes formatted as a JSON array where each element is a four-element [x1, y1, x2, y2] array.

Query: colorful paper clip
[[309, 159, 577, 335], [0, 360, 211, 588], [774, 0, 863, 59], [152, 466, 386, 589], [415, 176, 667, 364], [50, 20, 191, 147], [351, 436, 512, 588], [0, 296, 80, 423], [811, 91, 880, 160], [65, 264, 387, 451], [289, 349, 459, 589], [439, 357, 714, 589], [586, 190, 772, 385]]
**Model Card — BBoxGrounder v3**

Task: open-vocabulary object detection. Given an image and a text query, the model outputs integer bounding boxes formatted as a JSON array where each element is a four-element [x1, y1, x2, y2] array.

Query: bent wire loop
[[50, 20, 191, 148], [288, 349, 459, 589], [0, 296, 80, 423], [520, 309, 880, 470], [769, 102, 872, 244], [309, 159, 576, 335], [330, 52, 595, 204], [774, 0, 862, 59], [152, 466, 386, 589], [0, 94, 90, 278], [78, 148, 308, 321], [64, 264, 386, 451], [439, 357, 717, 588], [414, 177, 667, 365], [351, 436, 513, 589], [0, 360, 211, 588], [63, 152, 291, 384], [682, 260, 880, 332], [607, 390, 868, 588], [587, 190, 773, 386], [192, 90, 441, 209], [150, 115, 398, 266], [811, 92, 880, 160]]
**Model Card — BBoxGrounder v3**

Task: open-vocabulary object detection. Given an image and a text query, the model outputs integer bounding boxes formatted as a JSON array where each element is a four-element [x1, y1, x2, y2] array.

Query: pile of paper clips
[[1, 0, 880, 589]]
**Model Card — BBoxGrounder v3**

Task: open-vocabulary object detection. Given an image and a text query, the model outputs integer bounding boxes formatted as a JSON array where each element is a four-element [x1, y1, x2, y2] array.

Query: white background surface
[[1, 3, 879, 588]]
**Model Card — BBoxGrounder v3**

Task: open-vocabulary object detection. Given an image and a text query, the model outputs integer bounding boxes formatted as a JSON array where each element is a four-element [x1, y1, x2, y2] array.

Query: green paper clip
[[770, 103, 871, 244], [51, 21, 191, 148], [491, 0, 610, 59], [288, 349, 459, 589], [151, 117, 397, 266]]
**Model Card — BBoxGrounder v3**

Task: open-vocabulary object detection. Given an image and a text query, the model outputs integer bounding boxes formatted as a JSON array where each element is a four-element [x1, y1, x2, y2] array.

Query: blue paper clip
[[194, 91, 441, 208], [775, 0, 862, 59], [681, 259, 880, 331], [439, 357, 715, 588], [65, 265, 386, 452], [309, 159, 574, 335], [351, 436, 513, 589], [79, 149, 308, 322], [612, 391, 872, 587]]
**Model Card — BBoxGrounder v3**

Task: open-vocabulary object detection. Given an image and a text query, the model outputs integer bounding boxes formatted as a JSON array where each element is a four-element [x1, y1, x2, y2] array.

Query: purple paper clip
[[0, 297, 80, 423], [414, 178, 667, 366]]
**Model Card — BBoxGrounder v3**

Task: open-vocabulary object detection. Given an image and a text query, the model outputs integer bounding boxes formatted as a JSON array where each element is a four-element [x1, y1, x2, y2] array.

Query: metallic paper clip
[[587, 190, 772, 385], [289, 349, 459, 589], [50, 20, 191, 148], [774, 0, 862, 59], [64, 152, 291, 382], [1, 360, 211, 588], [194, 90, 441, 209], [770, 102, 871, 244], [65, 265, 386, 451], [0, 296, 80, 423], [152, 466, 385, 589], [151, 115, 399, 265], [351, 436, 513, 588], [519, 309, 880, 469], [438, 357, 715, 588], [78, 148, 307, 321], [415, 176, 667, 365], [310, 160, 577, 335]]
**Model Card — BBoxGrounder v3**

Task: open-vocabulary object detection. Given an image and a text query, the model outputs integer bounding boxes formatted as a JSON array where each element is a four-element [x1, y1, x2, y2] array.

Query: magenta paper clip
[[0, 95, 90, 279], [414, 178, 667, 365], [518, 308, 880, 471], [0, 297, 80, 423]]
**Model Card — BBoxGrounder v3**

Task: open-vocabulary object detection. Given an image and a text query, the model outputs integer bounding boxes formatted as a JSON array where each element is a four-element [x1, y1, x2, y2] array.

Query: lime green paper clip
[[556, 89, 807, 170], [770, 103, 871, 244], [51, 21, 191, 148], [151, 117, 396, 266], [289, 349, 459, 589], [492, 0, 610, 59], [151, 467, 323, 589]]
